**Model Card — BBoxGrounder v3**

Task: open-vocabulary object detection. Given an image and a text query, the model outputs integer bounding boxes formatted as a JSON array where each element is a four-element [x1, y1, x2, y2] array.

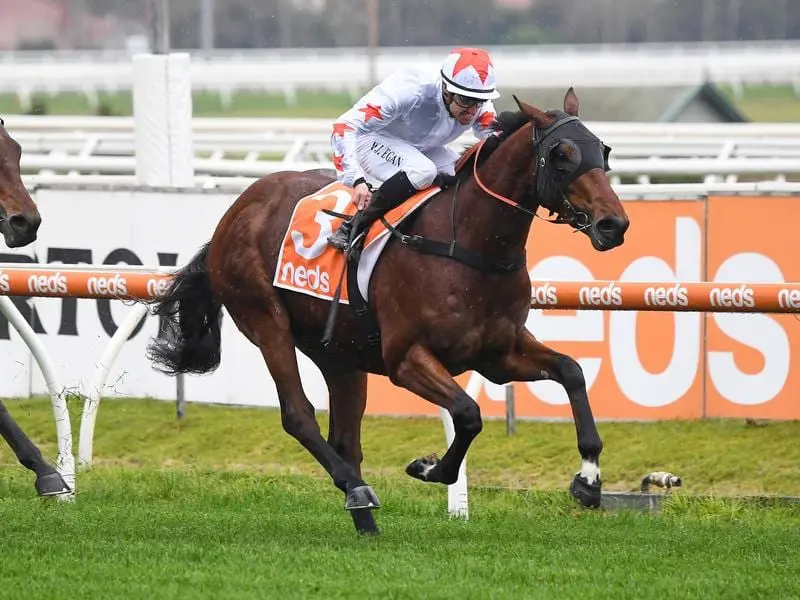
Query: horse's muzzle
[[2, 212, 42, 248], [592, 215, 629, 251]]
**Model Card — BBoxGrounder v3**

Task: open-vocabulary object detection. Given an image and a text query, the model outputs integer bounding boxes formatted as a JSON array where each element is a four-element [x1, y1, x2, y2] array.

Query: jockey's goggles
[[451, 93, 485, 108]]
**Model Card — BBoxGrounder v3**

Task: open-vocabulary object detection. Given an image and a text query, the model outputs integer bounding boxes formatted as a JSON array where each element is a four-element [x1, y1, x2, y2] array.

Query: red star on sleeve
[[357, 103, 384, 123], [332, 122, 354, 137], [477, 111, 496, 129], [333, 154, 344, 171]]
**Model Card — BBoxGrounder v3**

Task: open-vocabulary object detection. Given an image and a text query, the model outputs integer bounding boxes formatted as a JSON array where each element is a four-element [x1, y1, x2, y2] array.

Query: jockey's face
[[444, 91, 484, 125]]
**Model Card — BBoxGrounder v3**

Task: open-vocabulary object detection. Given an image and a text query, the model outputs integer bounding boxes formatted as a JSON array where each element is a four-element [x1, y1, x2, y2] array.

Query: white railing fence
[[8, 116, 800, 185], [2, 42, 800, 103]]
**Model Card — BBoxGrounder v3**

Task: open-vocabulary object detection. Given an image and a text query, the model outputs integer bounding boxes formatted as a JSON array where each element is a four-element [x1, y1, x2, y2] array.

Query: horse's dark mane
[[456, 110, 530, 170], [458, 110, 529, 161], [487, 108, 569, 145], [490, 110, 530, 140]]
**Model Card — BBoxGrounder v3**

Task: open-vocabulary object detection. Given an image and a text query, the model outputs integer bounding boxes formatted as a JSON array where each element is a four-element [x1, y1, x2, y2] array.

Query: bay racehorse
[[146, 90, 629, 535], [0, 117, 71, 496]]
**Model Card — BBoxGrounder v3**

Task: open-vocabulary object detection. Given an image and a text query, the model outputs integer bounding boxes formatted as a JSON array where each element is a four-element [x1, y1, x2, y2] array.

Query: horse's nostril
[[596, 216, 629, 237], [596, 218, 616, 233], [9, 213, 41, 235]]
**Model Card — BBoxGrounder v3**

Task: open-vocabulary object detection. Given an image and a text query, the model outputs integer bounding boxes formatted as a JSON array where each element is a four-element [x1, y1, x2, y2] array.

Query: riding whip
[[322, 211, 364, 346]]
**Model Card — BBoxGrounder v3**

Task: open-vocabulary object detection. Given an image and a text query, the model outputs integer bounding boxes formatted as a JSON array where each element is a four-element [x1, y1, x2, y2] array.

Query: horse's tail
[[146, 241, 223, 376]]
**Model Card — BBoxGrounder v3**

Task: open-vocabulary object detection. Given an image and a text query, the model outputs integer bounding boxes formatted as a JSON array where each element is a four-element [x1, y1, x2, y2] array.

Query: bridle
[[471, 112, 611, 233]]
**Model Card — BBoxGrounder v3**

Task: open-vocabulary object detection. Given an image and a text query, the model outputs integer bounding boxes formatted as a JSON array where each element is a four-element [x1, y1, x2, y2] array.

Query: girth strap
[[379, 217, 525, 274]]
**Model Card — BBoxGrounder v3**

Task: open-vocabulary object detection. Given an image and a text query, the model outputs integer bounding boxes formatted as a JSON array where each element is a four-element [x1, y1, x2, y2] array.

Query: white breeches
[[336, 133, 460, 190]]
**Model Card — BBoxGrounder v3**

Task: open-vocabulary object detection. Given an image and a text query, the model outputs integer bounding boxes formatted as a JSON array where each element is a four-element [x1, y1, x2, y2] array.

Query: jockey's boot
[[328, 171, 418, 251], [328, 217, 355, 251]]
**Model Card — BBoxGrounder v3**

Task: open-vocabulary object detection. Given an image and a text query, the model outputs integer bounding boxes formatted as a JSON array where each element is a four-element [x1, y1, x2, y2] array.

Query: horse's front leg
[[391, 343, 483, 486], [482, 329, 603, 508]]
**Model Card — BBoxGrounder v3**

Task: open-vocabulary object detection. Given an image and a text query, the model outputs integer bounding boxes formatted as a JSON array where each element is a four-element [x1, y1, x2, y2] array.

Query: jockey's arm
[[472, 101, 499, 141], [335, 80, 419, 188]]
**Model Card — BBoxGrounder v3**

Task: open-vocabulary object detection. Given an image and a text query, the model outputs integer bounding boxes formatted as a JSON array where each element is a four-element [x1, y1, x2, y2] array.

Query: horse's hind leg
[[226, 298, 380, 532], [316, 362, 378, 535], [0, 401, 70, 496], [481, 329, 603, 508], [391, 344, 483, 486]]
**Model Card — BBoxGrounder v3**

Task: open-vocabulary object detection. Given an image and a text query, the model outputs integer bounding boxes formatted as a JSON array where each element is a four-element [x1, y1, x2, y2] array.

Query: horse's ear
[[564, 87, 579, 117], [513, 95, 553, 129]]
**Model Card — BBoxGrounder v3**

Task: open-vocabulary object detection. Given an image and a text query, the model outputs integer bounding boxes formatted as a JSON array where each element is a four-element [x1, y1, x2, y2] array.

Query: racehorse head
[[0, 118, 41, 247], [486, 89, 629, 251]]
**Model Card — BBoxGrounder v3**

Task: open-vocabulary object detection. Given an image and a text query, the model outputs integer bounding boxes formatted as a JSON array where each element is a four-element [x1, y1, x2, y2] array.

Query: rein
[[471, 137, 536, 216]]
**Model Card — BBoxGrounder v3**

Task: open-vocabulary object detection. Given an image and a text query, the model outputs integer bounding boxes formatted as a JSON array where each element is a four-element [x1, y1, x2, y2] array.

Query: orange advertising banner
[[0, 194, 795, 420], [704, 196, 800, 420], [365, 195, 800, 421], [366, 199, 712, 420]]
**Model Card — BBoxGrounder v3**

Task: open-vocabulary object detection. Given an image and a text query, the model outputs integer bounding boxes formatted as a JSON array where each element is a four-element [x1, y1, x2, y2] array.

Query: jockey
[[327, 47, 500, 251]]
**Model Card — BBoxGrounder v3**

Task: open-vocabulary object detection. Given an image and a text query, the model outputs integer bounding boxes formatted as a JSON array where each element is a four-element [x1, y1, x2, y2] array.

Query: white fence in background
[[2, 42, 800, 103], [13, 128, 800, 162], [9, 115, 800, 138], [15, 153, 800, 185], [16, 178, 800, 201], [7, 116, 800, 186]]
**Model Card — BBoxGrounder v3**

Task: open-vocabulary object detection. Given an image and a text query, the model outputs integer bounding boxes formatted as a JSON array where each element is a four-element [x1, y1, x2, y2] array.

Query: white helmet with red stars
[[440, 47, 500, 100]]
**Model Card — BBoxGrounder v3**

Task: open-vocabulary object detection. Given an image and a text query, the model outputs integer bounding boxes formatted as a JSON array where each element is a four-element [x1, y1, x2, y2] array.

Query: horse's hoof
[[406, 453, 440, 482], [345, 485, 381, 510], [570, 473, 602, 509], [359, 527, 381, 537], [351, 508, 381, 536], [35, 472, 72, 497]]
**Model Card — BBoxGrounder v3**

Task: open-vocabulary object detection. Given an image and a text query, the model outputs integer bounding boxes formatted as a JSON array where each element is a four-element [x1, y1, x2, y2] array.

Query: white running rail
[[14, 153, 800, 183], [18, 177, 800, 200], [8, 114, 800, 137], [2, 42, 800, 100], [14, 131, 800, 163], [0, 264, 176, 500], [8, 116, 800, 183]]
